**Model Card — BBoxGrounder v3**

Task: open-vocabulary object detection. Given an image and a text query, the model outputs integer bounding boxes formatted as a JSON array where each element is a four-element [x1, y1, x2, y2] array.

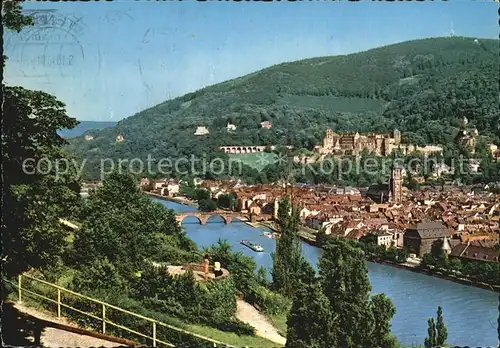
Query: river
[[154, 198, 498, 347]]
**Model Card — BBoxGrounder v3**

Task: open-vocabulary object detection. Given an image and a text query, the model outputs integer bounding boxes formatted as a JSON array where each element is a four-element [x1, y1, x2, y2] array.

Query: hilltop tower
[[389, 163, 403, 204], [393, 129, 401, 146], [323, 129, 334, 148]]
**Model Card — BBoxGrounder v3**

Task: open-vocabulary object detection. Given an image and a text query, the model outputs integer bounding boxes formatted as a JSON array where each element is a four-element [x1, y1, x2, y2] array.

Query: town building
[[403, 221, 452, 256], [116, 135, 124, 142], [373, 229, 394, 248], [449, 240, 499, 263], [84, 134, 94, 141]]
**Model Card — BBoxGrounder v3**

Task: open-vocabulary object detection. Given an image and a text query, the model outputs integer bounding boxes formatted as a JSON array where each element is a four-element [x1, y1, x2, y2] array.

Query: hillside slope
[[67, 37, 500, 179], [58, 121, 117, 138]]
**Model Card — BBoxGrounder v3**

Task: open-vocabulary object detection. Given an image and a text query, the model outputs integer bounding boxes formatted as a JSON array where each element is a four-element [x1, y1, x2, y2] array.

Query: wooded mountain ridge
[[66, 37, 500, 179]]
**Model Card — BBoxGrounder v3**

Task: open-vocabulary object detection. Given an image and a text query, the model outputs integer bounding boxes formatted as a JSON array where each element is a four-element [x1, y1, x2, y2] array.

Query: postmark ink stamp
[[5, 9, 100, 84]]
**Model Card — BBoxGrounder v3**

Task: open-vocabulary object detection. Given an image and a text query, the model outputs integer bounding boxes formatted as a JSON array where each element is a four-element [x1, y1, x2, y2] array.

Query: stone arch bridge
[[175, 210, 273, 225], [175, 211, 250, 225]]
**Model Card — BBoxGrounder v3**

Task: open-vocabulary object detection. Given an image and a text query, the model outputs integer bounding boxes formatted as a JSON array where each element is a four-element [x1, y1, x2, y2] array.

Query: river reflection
[[155, 198, 498, 347]]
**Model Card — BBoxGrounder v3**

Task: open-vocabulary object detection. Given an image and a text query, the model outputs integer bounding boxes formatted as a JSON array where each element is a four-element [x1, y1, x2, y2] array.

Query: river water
[[154, 198, 498, 347]]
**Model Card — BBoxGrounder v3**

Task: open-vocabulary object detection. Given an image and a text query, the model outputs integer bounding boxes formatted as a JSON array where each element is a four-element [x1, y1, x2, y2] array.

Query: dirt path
[[6, 302, 129, 348], [235, 299, 286, 346]]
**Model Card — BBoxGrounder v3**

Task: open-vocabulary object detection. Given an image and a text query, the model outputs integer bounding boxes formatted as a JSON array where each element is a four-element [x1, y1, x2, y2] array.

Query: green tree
[[203, 239, 257, 295], [2, 88, 82, 276], [430, 239, 449, 268], [370, 294, 397, 348], [286, 237, 397, 348], [216, 193, 235, 210], [198, 199, 217, 212], [194, 188, 211, 202], [421, 253, 436, 268], [319, 238, 376, 348], [424, 306, 447, 347], [424, 318, 436, 348], [1, 3, 83, 277], [286, 281, 336, 348], [271, 196, 313, 297], [73, 171, 196, 284], [435, 306, 448, 346]]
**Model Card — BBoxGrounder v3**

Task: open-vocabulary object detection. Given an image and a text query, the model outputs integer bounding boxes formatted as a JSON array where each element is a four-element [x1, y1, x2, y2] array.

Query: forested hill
[[67, 37, 500, 178], [58, 121, 117, 138]]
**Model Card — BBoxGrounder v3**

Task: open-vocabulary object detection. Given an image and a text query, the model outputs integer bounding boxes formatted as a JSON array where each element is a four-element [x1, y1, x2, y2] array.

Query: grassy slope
[[228, 153, 278, 171]]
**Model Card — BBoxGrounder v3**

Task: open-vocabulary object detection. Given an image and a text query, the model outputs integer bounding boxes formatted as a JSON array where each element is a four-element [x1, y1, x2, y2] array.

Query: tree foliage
[[2, 85, 81, 276], [285, 281, 336, 348], [424, 306, 448, 348], [271, 196, 314, 297], [72, 171, 197, 286], [286, 237, 397, 348]]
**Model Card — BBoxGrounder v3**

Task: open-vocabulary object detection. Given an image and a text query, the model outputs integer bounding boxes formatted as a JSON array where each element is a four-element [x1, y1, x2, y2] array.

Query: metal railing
[[4, 274, 232, 348]]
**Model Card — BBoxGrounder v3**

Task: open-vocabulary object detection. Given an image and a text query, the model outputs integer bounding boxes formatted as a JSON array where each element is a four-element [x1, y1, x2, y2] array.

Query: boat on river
[[263, 231, 281, 239], [240, 240, 264, 252]]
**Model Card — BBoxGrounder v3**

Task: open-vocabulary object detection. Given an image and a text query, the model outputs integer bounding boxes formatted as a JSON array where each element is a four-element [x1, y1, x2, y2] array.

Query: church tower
[[389, 164, 403, 203]]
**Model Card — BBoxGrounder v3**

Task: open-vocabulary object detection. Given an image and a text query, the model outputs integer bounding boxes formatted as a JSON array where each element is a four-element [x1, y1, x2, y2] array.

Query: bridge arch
[[205, 214, 231, 224], [177, 215, 204, 225]]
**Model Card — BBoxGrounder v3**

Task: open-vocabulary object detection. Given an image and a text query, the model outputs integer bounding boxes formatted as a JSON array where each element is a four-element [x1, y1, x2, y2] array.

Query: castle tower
[[393, 129, 401, 146], [389, 164, 403, 203], [323, 129, 334, 148]]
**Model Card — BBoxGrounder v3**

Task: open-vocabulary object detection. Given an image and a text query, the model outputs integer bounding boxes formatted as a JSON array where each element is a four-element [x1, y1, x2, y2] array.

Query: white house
[[194, 126, 209, 136], [227, 123, 237, 132], [374, 230, 393, 248]]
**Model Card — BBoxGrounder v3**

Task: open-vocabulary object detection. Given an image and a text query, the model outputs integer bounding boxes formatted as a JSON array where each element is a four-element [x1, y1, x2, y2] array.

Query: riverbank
[[257, 221, 499, 293], [145, 192, 199, 208], [149, 197, 499, 294], [376, 260, 500, 293]]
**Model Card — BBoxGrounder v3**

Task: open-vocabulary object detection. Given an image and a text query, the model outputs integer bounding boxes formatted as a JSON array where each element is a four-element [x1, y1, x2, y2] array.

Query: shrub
[[246, 285, 291, 316], [215, 319, 255, 336]]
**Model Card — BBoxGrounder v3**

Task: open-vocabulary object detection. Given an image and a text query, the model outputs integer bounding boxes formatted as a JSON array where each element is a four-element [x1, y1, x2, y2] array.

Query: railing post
[[102, 304, 106, 334], [57, 289, 61, 319], [18, 274, 22, 303], [152, 322, 156, 347]]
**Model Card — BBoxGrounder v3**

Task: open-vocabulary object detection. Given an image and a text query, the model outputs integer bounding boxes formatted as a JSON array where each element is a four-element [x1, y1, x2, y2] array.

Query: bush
[[246, 285, 291, 316], [215, 319, 256, 336]]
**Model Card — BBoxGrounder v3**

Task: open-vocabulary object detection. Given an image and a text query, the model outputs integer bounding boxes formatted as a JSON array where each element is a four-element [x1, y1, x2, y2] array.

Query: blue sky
[[4, 0, 498, 122]]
